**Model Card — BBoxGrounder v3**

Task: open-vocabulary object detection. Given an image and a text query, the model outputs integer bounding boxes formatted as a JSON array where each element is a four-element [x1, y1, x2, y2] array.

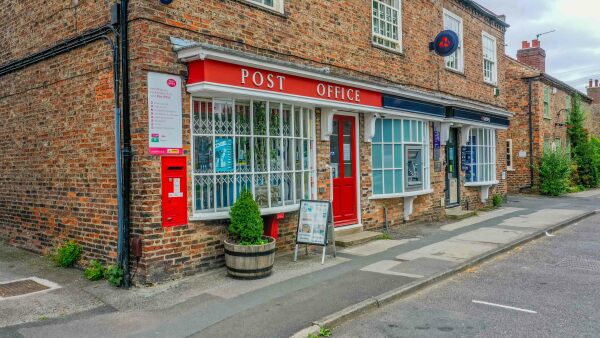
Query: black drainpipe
[[521, 77, 536, 191], [118, 0, 133, 288]]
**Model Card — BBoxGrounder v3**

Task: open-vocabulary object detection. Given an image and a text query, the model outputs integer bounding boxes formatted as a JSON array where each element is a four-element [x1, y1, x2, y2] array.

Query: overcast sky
[[476, 0, 600, 93]]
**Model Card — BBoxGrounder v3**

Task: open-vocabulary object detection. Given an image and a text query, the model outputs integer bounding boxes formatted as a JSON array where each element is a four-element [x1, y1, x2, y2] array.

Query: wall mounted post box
[[161, 156, 188, 227]]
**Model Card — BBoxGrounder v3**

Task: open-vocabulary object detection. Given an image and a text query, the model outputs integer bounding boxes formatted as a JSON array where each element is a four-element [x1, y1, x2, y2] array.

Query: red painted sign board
[[187, 59, 382, 107]]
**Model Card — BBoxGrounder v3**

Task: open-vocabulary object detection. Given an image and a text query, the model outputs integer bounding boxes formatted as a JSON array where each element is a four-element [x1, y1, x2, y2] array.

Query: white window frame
[[464, 128, 497, 185], [482, 31, 498, 85], [506, 139, 514, 171], [370, 117, 432, 199], [443, 9, 464, 72], [245, 0, 284, 13], [371, 0, 403, 52], [190, 97, 317, 220]]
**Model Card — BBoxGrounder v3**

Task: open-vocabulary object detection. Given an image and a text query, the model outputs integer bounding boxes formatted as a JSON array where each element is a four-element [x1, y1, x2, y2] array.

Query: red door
[[330, 115, 358, 226]]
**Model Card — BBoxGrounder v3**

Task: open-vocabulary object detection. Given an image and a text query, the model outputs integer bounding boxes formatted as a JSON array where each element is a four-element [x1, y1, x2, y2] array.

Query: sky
[[476, 0, 600, 93]]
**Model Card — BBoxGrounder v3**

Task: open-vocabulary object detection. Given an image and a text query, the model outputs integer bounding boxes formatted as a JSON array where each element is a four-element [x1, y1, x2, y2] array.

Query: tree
[[567, 95, 600, 188]]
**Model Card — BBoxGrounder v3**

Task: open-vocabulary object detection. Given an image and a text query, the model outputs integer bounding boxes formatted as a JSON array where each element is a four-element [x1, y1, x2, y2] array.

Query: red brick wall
[[0, 41, 119, 263], [1, 0, 511, 284]]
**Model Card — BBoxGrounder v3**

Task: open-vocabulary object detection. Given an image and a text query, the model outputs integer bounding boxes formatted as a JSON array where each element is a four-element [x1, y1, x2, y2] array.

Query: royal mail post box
[[161, 156, 188, 227]]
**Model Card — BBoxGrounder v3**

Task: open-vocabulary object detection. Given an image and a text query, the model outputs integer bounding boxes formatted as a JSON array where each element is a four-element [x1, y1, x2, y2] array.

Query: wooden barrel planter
[[224, 236, 276, 279]]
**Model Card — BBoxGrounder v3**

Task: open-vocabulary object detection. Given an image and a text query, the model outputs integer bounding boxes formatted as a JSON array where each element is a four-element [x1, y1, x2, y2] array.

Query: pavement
[[333, 212, 600, 337], [1, 190, 599, 338]]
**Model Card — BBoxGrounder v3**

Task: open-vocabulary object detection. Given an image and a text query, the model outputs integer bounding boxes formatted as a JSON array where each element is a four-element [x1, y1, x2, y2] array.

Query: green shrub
[[84, 260, 105, 281], [308, 327, 332, 338], [567, 95, 600, 188], [229, 189, 265, 245], [105, 265, 124, 287], [538, 147, 572, 196], [53, 240, 82, 268], [492, 194, 503, 207]]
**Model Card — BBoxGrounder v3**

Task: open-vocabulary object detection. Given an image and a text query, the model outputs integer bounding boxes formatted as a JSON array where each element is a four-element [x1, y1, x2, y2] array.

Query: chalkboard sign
[[296, 200, 331, 246]]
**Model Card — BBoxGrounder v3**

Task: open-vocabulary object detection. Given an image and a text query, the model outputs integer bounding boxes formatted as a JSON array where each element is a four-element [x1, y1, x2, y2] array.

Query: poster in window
[[215, 138, 234, 173]]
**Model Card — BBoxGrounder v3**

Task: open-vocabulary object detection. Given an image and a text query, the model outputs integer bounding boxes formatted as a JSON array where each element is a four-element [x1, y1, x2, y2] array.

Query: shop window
[[246, 0, 284, 13], [371, 118, 430, 197], [444, 9, 464, 72], [465, 128, 496, 184], [544, 86, 550, 119], [482, 32, 497, 85], [506, 139, 513, 171], [372, 0, 402, 51], [192, 98, 316, 218]]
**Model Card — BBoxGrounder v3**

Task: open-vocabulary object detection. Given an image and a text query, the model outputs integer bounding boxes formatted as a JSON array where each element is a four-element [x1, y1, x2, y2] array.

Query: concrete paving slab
[[450, 227, 530, 245], [396, 239, 498, 263], [567, 189, 600, 198], [340, 239, 415, 256], [206, 253, 350, 299], [498, 209, 584, 229], [441, 207, 524, 231], [360, 260, 424, 278], [389, 257, 456, 277]]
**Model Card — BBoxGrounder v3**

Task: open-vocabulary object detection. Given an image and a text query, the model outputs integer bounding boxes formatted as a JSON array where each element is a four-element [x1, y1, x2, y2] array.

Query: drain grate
[[557, 256, 600, 273], [0, 279, 50, 298]]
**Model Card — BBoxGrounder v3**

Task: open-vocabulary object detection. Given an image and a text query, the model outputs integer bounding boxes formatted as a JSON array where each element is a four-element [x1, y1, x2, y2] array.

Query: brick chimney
[[588, 79, 600, 103], [517, 39, 546, 73]]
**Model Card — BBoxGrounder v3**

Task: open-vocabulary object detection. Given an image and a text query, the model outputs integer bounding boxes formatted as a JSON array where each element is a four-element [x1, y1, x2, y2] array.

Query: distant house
[[504, 40, 594, 193]]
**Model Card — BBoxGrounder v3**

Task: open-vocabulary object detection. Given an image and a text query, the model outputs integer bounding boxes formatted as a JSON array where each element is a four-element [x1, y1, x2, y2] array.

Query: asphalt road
[[334, 213, 600, 338]]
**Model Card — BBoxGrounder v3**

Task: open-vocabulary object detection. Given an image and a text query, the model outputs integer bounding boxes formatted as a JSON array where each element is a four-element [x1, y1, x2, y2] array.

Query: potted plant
[[224, 189, 276, 279]]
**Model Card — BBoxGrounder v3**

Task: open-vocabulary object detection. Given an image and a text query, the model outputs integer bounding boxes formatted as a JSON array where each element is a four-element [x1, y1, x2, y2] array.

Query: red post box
[[161, 156, 188, 227]]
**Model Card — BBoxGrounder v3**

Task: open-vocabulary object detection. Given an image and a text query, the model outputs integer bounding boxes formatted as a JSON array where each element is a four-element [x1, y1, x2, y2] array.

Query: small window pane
[[373, 170, 383, 195], [394, 169, 403, 193], [384, 144, 394, 168], [403, 120, 411, 142], [384, 170, 394, 194], [372, 144, 383, 170], [373, 119, 383, 142], [393, 119, 402, 142], [383, 119, 393, 142]]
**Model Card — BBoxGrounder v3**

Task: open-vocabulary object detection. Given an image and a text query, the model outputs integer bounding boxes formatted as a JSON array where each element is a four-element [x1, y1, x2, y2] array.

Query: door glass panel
[[343, 120, 353, 178], [329, 120, 340, 178]]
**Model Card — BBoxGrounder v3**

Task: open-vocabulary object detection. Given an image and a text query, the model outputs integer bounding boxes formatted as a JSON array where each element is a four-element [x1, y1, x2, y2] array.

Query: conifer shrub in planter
[[224, 189, 276, 279]]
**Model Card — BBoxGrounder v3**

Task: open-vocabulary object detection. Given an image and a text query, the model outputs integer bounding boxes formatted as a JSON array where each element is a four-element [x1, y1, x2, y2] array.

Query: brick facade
[[587, 80, 600, 138], [1, 0, 511, 284], [505, 53, 594, 193]]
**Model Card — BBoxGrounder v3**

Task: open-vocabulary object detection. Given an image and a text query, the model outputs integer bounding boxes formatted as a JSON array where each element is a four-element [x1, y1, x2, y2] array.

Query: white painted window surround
[[246, 0, 284, 13], [191, 97, 316, 220], [372, 0, 402, 51], [443, 9, 464, 72], [464, 128, 497, 185], [482, 32, 498, 85]]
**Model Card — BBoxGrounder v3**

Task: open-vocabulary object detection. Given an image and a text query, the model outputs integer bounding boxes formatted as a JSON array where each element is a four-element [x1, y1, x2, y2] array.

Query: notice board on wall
[[148, 72, 183, 155]]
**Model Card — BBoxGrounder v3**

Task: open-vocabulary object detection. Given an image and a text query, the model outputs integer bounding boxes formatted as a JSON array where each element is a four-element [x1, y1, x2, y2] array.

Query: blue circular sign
[[432, 30, 459, 57]]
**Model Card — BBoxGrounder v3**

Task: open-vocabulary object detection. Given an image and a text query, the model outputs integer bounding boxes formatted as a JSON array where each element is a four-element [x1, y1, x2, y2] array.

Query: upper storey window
[[246, 0, 284, 13], [372, 0, 402, 51], [482, 32, 498, 85], [443, 9, 464, 72]]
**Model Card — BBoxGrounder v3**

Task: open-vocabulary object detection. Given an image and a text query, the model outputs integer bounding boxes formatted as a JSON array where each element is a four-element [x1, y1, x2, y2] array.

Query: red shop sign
[[187, 59, 382, 107]]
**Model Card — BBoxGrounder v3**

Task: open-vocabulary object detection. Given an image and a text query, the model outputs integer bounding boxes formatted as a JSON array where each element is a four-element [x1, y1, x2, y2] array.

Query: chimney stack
[[517, 39, 546, 73], [588, 78, 600, 103]]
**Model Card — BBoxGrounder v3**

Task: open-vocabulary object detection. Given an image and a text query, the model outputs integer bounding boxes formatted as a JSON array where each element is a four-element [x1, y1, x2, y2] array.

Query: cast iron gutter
[[0, 25, 114, 77]]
